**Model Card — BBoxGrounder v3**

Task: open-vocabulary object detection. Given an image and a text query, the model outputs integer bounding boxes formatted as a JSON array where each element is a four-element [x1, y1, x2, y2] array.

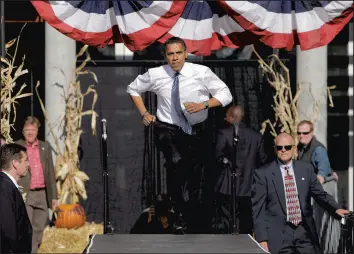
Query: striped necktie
[[171, 72, 192, 135], [284, 166, 302, 226]]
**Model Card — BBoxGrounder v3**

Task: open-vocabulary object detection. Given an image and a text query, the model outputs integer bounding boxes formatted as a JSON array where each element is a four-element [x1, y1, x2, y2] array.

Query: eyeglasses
[[275, 145, 294, 151], [297, 131, 311, 135]]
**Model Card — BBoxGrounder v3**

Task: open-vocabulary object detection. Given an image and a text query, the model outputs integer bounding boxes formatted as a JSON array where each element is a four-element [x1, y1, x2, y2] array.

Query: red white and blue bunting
[[31, 0, 353, 55]]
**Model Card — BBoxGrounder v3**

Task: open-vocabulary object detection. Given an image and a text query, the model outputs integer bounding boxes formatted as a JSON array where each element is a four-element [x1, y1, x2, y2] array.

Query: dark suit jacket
[[215, 123, 266, 196], [0, 172, 32, 253], [16, 139, 57, 208], [251, 160, 340, 254]]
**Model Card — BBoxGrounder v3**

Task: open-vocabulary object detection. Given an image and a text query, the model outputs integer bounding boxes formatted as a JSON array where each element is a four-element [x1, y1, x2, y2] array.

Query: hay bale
[[38, 222, 103, 253]]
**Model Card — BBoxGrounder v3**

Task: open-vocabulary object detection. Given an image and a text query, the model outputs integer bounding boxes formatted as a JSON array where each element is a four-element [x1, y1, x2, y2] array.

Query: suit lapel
[[39, 141, 47, 177], [271, 162, 287, 214], [293, 161, 306, 208], [225, 126, 233, 147], [1, 172, 20, 194]]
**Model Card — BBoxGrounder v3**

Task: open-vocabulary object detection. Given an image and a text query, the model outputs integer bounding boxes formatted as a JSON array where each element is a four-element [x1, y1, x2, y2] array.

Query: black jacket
[[0, 172, 32, 254], [215, 123, 266, 196]]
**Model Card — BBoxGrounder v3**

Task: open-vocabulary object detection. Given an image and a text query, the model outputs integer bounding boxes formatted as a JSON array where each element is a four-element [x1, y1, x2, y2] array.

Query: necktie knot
[[174, 72, 180, 78], [284, 166, 290, 175]]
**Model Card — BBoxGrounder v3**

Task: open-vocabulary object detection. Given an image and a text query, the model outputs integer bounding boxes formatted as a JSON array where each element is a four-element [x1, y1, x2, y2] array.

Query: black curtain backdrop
[[77, 60, 283, 233]]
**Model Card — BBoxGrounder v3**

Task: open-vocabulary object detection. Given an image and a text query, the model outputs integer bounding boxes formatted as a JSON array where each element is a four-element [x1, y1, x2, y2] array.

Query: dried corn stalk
[[254, 47, 335, 146], [254, 47, 301, 140], [1, 26, 32, 143], [35, 45, 98, 204]]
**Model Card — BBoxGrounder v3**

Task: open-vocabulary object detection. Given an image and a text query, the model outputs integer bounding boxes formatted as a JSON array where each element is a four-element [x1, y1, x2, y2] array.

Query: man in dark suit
[[0, 143, 32, 253], [214, 105, 266, 234], [16, 116, 58, 253], [252, 132, 349, 253]]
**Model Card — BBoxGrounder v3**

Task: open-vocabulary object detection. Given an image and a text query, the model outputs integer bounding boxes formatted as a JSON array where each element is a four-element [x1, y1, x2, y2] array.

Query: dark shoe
[[172, 213, 187, 234]]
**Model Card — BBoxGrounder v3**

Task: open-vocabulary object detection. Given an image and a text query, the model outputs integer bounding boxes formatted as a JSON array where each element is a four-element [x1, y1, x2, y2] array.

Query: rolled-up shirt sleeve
[[126, 71, 152, 96], [203, 67, 232, 107]]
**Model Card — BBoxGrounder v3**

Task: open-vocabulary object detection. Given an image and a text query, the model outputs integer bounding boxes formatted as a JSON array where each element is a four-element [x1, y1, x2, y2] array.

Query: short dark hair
[[226, 105, 245, 123], [153, 194, 172, 217], [0, 143, 27, 171], [163, 37, 187, 54]]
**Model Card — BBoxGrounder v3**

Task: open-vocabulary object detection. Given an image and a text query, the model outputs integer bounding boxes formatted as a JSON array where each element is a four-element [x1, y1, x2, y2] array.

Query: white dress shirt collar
[[277, 159, 293, 170], [2, 171, 19, 189], [164, 62, 193, 78]]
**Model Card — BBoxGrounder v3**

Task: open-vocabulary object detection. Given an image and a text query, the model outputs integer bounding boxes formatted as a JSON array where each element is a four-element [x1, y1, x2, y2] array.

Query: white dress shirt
[[279, 161, 300, 221], [127, 62, 232, 126]]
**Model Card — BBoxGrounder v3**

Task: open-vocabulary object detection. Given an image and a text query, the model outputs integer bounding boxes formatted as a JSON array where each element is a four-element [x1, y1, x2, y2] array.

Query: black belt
[[286, 221, 303, 229], [154, 120, 204, 134], [30, 187, 46, 191]]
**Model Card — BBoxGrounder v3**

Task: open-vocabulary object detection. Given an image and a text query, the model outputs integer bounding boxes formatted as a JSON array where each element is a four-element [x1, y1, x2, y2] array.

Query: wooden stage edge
[[86, 234, 267, 253]]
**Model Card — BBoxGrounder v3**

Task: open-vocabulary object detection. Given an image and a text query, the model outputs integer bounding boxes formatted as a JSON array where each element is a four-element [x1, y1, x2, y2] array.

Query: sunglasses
[[297, 131, 311, 135], [275, 145, 294, 151]]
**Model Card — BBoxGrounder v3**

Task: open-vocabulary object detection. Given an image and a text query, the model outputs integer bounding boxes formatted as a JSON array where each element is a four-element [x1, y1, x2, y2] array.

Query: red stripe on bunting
[[31, 0, 116, 47], [218, 0, 354, 51], [31, 0, 187, 50], [297, 6, 353, 50]]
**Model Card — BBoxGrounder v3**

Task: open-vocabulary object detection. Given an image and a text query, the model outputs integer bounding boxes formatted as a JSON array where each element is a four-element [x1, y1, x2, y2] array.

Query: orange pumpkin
[[55, 204, 86, 229]]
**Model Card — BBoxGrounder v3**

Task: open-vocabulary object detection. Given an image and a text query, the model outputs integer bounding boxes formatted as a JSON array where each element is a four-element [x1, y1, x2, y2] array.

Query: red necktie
[[284, 166, 302, 226]]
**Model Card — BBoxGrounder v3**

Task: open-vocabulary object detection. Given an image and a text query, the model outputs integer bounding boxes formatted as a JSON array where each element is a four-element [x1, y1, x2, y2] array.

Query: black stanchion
[[231, 123, 239, 235], [101, 119, 114, 234], [340, 212, 354, 254]]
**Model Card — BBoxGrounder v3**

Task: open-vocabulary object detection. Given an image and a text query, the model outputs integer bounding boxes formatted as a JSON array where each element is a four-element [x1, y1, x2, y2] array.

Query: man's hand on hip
[[184, 102, 205, 113], [142, 112, 156, 126]]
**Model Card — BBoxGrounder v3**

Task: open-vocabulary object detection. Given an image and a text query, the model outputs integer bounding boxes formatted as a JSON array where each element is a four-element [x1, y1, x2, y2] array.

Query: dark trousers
[[154, 121, 205, 222], [237, 197, 253, 234], [277, 223, 316, 254]]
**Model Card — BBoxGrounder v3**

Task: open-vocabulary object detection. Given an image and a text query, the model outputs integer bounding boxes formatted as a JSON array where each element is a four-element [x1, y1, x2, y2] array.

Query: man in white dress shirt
[[127, 37, 232, 233]]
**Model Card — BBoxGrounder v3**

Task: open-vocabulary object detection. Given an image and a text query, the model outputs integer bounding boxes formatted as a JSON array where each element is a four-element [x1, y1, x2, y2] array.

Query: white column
[[348, 21, 353, 211], [114, 43, 133, 60], [296, 46, 328, 147], [45, 23, 76, 161]]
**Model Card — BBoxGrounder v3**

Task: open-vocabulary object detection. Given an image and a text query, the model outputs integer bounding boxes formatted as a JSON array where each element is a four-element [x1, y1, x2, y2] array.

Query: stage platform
[[86, 234, 267, 253]]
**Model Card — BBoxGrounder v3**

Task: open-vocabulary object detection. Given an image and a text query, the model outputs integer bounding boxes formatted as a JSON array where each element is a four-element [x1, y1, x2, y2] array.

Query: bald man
[[214, 105, 266, 234], [251, 133, 348, 254]]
